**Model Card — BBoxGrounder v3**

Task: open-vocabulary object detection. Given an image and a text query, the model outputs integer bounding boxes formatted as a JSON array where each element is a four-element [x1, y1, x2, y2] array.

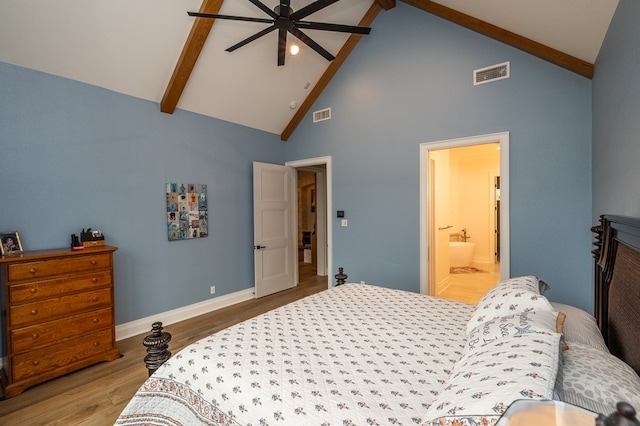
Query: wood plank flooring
[[437, 262, 500, 305], [0, 263, 327, 425]]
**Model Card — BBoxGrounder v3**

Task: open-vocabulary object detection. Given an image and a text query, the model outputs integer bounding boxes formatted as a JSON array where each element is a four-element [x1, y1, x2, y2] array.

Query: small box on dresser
[[0, 246, 120, 398]]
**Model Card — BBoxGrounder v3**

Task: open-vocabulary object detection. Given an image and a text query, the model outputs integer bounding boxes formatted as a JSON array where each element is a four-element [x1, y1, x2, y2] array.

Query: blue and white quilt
[[115, 284, 474, 425]]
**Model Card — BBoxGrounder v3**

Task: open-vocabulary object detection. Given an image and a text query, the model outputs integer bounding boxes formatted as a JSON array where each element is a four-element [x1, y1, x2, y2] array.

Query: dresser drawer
[[10, 307, 113, 354], [8, 271, 112, 303], [7, 253, 112, 282], [12, 328, 114, 381], [9, 288, 112, 327]]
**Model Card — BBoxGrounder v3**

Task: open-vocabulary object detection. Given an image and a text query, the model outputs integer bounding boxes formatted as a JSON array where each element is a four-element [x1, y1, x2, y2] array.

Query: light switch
[[341, 219, 348, 227]]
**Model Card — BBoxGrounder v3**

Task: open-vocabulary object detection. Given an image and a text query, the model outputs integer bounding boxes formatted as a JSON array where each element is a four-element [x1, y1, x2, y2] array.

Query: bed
[[115, 215, 640, 425]]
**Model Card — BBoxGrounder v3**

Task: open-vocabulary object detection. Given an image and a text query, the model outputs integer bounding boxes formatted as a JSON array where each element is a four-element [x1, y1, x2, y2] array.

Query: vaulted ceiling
[[0, 0, 618, 140]]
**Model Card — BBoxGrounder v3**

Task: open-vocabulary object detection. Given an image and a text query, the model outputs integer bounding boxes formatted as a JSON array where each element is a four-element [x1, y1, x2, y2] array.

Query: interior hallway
[[299, 258, 328, 288]]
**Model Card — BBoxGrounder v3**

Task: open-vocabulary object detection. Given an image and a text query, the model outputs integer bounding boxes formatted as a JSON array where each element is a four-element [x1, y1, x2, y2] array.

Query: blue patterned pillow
[[424, 332, 561, 424], [467, 276, 554, 335]]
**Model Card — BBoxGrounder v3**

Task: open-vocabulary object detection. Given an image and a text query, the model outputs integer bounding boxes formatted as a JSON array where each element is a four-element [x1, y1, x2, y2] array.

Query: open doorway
[[419, 132, 510, 302], [286, 157, 332, 289], [296, 167, 324, 284]]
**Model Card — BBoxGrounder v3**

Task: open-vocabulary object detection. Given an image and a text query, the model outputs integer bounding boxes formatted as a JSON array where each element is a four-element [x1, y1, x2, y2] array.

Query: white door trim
[[419, 132, 510, 295], [286, 156, 332, 289]]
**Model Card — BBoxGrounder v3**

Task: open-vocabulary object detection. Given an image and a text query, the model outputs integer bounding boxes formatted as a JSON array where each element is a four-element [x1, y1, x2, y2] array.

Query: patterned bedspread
[[115, 284, 474, 425]]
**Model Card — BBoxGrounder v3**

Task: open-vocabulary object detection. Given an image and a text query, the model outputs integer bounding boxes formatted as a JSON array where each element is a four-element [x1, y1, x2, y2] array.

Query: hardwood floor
[[438, 262, 500, 305], [0, 263, 327, 425]]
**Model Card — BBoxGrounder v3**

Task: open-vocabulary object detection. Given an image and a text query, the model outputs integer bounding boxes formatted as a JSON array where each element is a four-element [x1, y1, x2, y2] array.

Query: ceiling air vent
[[313, 107, 331, 123], [474, 61, 510, 86]]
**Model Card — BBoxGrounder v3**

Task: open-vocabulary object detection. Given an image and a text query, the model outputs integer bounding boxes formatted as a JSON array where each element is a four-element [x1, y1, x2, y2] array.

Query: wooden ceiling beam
[[160, 0, 224, 114], [375, 0, 397, 11], [400, 0, 594, 79], [281, 1, 385, 141]]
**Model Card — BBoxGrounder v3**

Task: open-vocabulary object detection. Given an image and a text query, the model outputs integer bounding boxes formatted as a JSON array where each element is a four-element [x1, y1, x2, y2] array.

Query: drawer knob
[[32, 360, 40, 366], [32, 333, 39, 340], [30, 288, 38, 294], [91, 297, 99, 302], [29, 268, 37, 274], [92, 278, 98, 283], [94, 342, 100, 347], [30, 309, 38, 316], [92, 318, 99, 323], [91, 260, 97, 265]]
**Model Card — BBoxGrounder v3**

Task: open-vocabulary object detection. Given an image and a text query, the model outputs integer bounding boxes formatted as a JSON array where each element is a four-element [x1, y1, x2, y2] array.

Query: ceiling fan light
[[290, 44, 300, 56]]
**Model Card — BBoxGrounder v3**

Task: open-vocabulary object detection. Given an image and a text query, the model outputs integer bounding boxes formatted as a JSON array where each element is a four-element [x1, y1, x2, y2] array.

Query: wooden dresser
[[0, 246, 119, 398]]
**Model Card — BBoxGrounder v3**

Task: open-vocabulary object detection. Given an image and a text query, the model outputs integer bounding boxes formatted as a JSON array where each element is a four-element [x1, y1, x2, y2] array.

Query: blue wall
[[2, 1, 600, 323], [286, 3, 594, 311], [593, 0, 640, 218], [0, 62, 284, 324]]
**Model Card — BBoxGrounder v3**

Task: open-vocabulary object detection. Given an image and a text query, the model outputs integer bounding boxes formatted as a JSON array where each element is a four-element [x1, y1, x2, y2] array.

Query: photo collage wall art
[[166, 183, 208, 241]]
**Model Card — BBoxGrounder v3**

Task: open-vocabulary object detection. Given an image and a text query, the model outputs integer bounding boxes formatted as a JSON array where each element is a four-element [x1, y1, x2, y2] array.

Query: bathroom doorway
[[419, 132, 510, 303]]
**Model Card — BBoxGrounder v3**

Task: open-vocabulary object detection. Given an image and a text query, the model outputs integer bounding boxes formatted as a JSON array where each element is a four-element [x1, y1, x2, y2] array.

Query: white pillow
[[561, 342, 640, 413], [550, 302, 609, 353], [466, 310, 560, 353], [424, 332, 561, 424], [467, 276, 554, 335]]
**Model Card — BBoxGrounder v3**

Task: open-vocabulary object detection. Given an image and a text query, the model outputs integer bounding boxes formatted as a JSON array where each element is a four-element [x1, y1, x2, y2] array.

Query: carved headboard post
[[334, 267, 348, 286], [143, 322, 172, 377], [591, 215, 606, 333], [592, 215, 619, 345]]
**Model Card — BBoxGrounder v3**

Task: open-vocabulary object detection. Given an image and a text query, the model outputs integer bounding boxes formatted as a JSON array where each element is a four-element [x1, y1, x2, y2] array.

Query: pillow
[[424, 332, 561, 425], [465, 310, 560, 353], [467, 276, 555, 335], [539, 279, 551, 295], [561, 342, 640, 414], [550, 302, 609, 353]]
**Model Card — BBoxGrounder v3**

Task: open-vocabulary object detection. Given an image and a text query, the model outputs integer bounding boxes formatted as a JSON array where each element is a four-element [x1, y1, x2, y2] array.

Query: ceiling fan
[[188, 0, 371, 66]]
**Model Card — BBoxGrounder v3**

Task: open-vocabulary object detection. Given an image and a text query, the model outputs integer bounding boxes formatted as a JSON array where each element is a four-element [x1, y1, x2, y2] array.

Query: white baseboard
[[115, 287, 255, 341], [436, 276, 452, 297], [472, 257, 494, 264]]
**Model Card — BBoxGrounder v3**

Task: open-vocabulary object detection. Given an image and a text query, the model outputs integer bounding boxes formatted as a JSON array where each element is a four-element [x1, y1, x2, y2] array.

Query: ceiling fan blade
[[288, 26, 335, 62], [296, 21, 371, 34], [277, 27, 288, 66], [290, 0, 340, 20], [188, 11, 272, 25], [247, 0, 278, 19], [226, 26, 277, 52]]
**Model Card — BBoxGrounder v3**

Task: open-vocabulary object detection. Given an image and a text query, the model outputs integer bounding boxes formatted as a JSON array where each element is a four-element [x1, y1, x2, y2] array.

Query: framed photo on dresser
[[0, 231, 23, 255]]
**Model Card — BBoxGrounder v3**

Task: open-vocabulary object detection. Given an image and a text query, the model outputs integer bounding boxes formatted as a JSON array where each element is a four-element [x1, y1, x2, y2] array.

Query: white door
[[253, 162, 296, 298]]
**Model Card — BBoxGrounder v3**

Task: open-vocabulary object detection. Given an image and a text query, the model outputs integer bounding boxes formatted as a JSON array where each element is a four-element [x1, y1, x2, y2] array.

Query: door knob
[[254, 245, 266, 250]]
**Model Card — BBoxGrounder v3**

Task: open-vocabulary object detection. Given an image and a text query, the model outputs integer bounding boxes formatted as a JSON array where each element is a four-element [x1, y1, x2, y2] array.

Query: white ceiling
[[0, 0, 618, 136]]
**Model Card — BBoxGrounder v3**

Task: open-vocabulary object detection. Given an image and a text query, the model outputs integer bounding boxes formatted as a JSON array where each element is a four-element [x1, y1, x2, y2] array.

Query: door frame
[[286, 156, 332, 289], [419, 132, 510, 295]]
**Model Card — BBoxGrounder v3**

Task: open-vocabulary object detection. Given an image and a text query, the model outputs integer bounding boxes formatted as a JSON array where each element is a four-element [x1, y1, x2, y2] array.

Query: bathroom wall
[[450, 144, 500, 264], [430, 149, 452, 294]]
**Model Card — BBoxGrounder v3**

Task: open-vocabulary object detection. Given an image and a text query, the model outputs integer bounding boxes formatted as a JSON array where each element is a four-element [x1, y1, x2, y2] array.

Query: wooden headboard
[[592, 215, 640, 375]]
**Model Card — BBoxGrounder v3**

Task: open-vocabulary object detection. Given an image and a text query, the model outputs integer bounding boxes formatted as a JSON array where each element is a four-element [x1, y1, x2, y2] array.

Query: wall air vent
[[313, 107, 331, 123], [474, 61, 510, 86]]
